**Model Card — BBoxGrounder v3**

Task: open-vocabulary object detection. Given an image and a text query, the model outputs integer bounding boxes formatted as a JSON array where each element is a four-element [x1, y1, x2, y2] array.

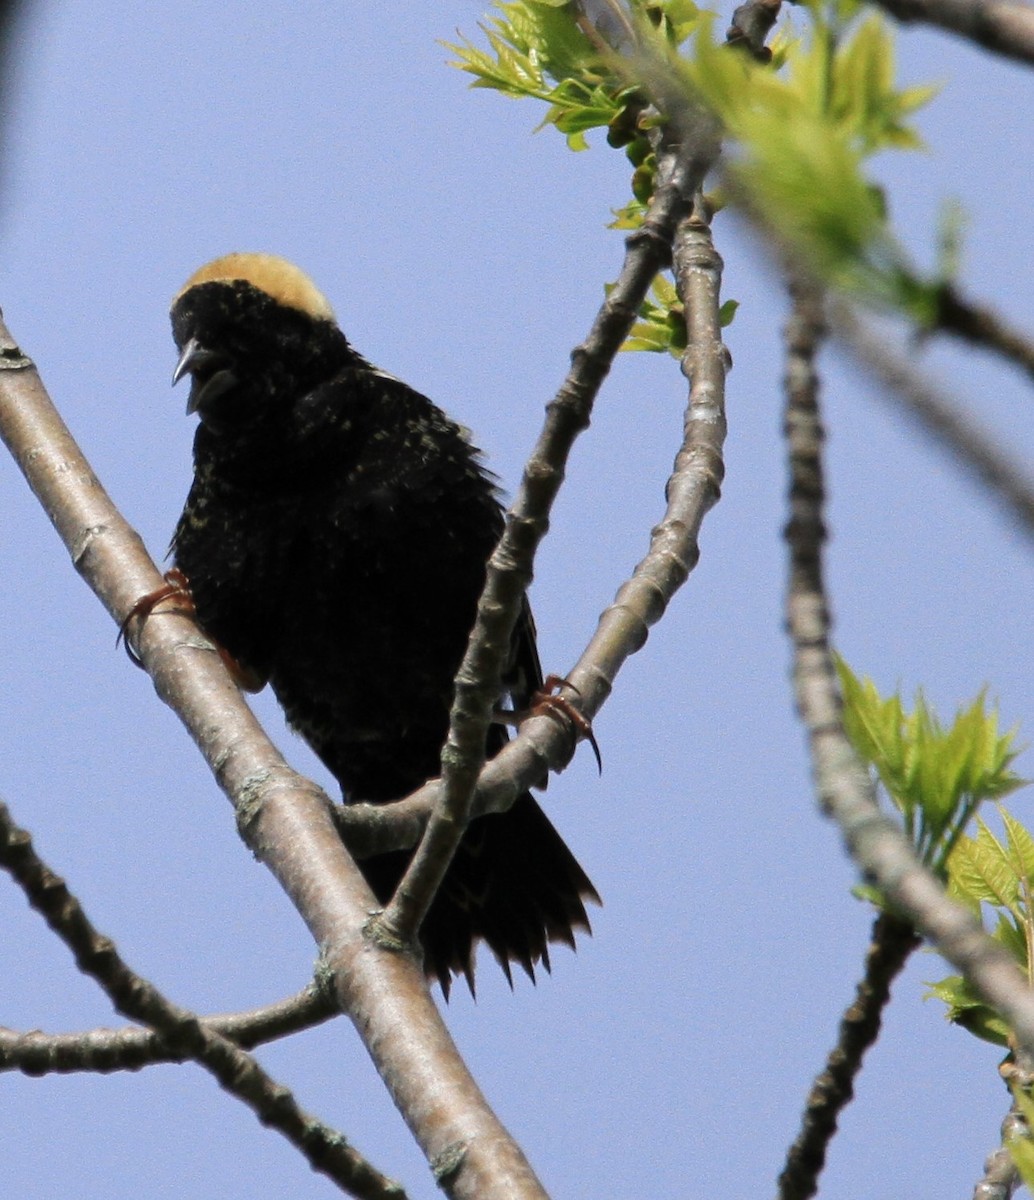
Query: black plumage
[[167, 253, 598, 995]]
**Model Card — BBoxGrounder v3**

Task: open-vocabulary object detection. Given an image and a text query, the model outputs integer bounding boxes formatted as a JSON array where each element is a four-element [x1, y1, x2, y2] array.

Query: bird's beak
[[172, 337, 236, 416]]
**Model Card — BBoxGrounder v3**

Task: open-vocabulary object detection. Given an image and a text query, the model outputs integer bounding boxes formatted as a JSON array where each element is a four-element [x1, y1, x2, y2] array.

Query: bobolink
[[167, 253, 598, 995]]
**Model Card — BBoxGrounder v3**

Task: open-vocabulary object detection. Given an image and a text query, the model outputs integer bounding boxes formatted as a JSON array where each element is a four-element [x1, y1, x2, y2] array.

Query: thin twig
[[973, 1109, 1026, 1200], [869, 0, 1034, 66], [777, 913, 920, 1200], [376, 133, 717, 949], [0, 799, 403, 1200], [0, 981, 338, 1075], [828, 300, 1034, 540], [935, 284, 1034, 386], [325, 0, 754, 867]]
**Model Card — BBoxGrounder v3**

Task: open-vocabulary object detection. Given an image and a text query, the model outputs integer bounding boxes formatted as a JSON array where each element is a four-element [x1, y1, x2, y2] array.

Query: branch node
[[0, 343, 33, 371], [363, 911, 418, 958], [431, 1140, 468, 1184]]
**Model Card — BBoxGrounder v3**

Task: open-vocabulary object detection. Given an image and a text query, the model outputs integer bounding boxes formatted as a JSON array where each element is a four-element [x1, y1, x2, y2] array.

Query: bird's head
[[170, 253, 347, 435]]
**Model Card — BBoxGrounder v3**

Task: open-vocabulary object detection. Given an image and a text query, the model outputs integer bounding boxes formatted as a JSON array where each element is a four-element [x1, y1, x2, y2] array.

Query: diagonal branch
[[935, 284, 1034, 385], [971, 1053, 1034, 1200], [0, 980, 338, 1075], [726, 0, 784, 59], [828, 300, 1034, 540], [777, 911, 920, 1200], [973, 1103, 1026, 1199], [0, 798, 403, 1200], [564, 196, 727, 714], [868, 0, 1034, 66], [375, 133, 718, 948]]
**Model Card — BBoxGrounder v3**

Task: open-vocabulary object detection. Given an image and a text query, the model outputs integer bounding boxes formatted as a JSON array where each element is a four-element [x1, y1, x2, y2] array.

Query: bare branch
[[0, 798, 403, 1200], [0, 319, 554, 1200], [777, 912, 920, 1200], [935, 284, 1034, 386], [376, 136, 716, 949], [972, 1053, 1034, 1200], [563, 196, 727, 718], [0, 980, 337, 1075], [828, 300, 1034, 541], [869, 0, 1034, 66]]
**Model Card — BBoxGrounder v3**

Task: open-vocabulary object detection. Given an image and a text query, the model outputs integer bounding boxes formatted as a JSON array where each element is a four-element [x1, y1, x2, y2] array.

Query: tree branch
[[869, 0, 1034, 66], [777, 912, 920, 1200], [972, 1105, 1026, 1200], [935, 283, 1034, 386], [972, 1052, 1034, 1200], [828, 300, 1034, 541], [0, 980, 337, 1075], [562, 195, 728, 720], [726, 0, 784, 60], [328, 192, 728, 863], [0, 798, 402, 1200]]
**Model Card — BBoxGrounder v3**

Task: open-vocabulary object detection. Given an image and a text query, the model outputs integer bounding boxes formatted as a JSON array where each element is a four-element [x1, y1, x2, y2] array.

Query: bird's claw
[[117, 568, 195, 667], [528, 675, 602, 775], [117, 568, 265, 692]]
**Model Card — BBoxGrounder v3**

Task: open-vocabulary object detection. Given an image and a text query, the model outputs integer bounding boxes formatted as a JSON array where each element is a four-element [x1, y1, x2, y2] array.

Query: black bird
[[167, 253, 598, 995]]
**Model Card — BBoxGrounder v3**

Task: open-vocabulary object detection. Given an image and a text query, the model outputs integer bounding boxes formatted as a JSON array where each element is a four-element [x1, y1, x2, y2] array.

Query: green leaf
[[852, 882, 886, 907], [838, 657, 1026, 879], [948, 824, 1019, 910], [925, 974, 1011, 1046], [624, 323, 677, 352], [718, 299, 739, 327], [453, 1, 945, 329], [619, 271, 688, 355], [836, 659, 910, 813], [609, 197, 648, 230], [991, 911, 1029, 967], [1002, 807, 1034, 883]]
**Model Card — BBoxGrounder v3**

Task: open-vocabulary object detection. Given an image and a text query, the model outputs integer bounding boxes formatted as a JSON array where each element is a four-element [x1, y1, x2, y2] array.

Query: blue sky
[[2, 4, 1033, 1198]]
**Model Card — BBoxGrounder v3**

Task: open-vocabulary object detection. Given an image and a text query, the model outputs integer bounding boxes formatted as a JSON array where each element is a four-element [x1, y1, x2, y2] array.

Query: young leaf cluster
[[837, 660, 1030, 1047], [679, 3, 939, 317], [447, 0, 713, 355], [928, 812, 1034, 1046], [837, 658, 1024, 880], [446, 0, 695, 152], [449, 1, 942, 344], [622, 274, 737, 355]]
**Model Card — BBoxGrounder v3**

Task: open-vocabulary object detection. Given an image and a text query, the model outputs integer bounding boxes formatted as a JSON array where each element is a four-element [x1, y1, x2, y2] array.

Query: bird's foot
[[525, 675, 602, 774], [118, 568, 265, 692], [118, 568, 195, 666]]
